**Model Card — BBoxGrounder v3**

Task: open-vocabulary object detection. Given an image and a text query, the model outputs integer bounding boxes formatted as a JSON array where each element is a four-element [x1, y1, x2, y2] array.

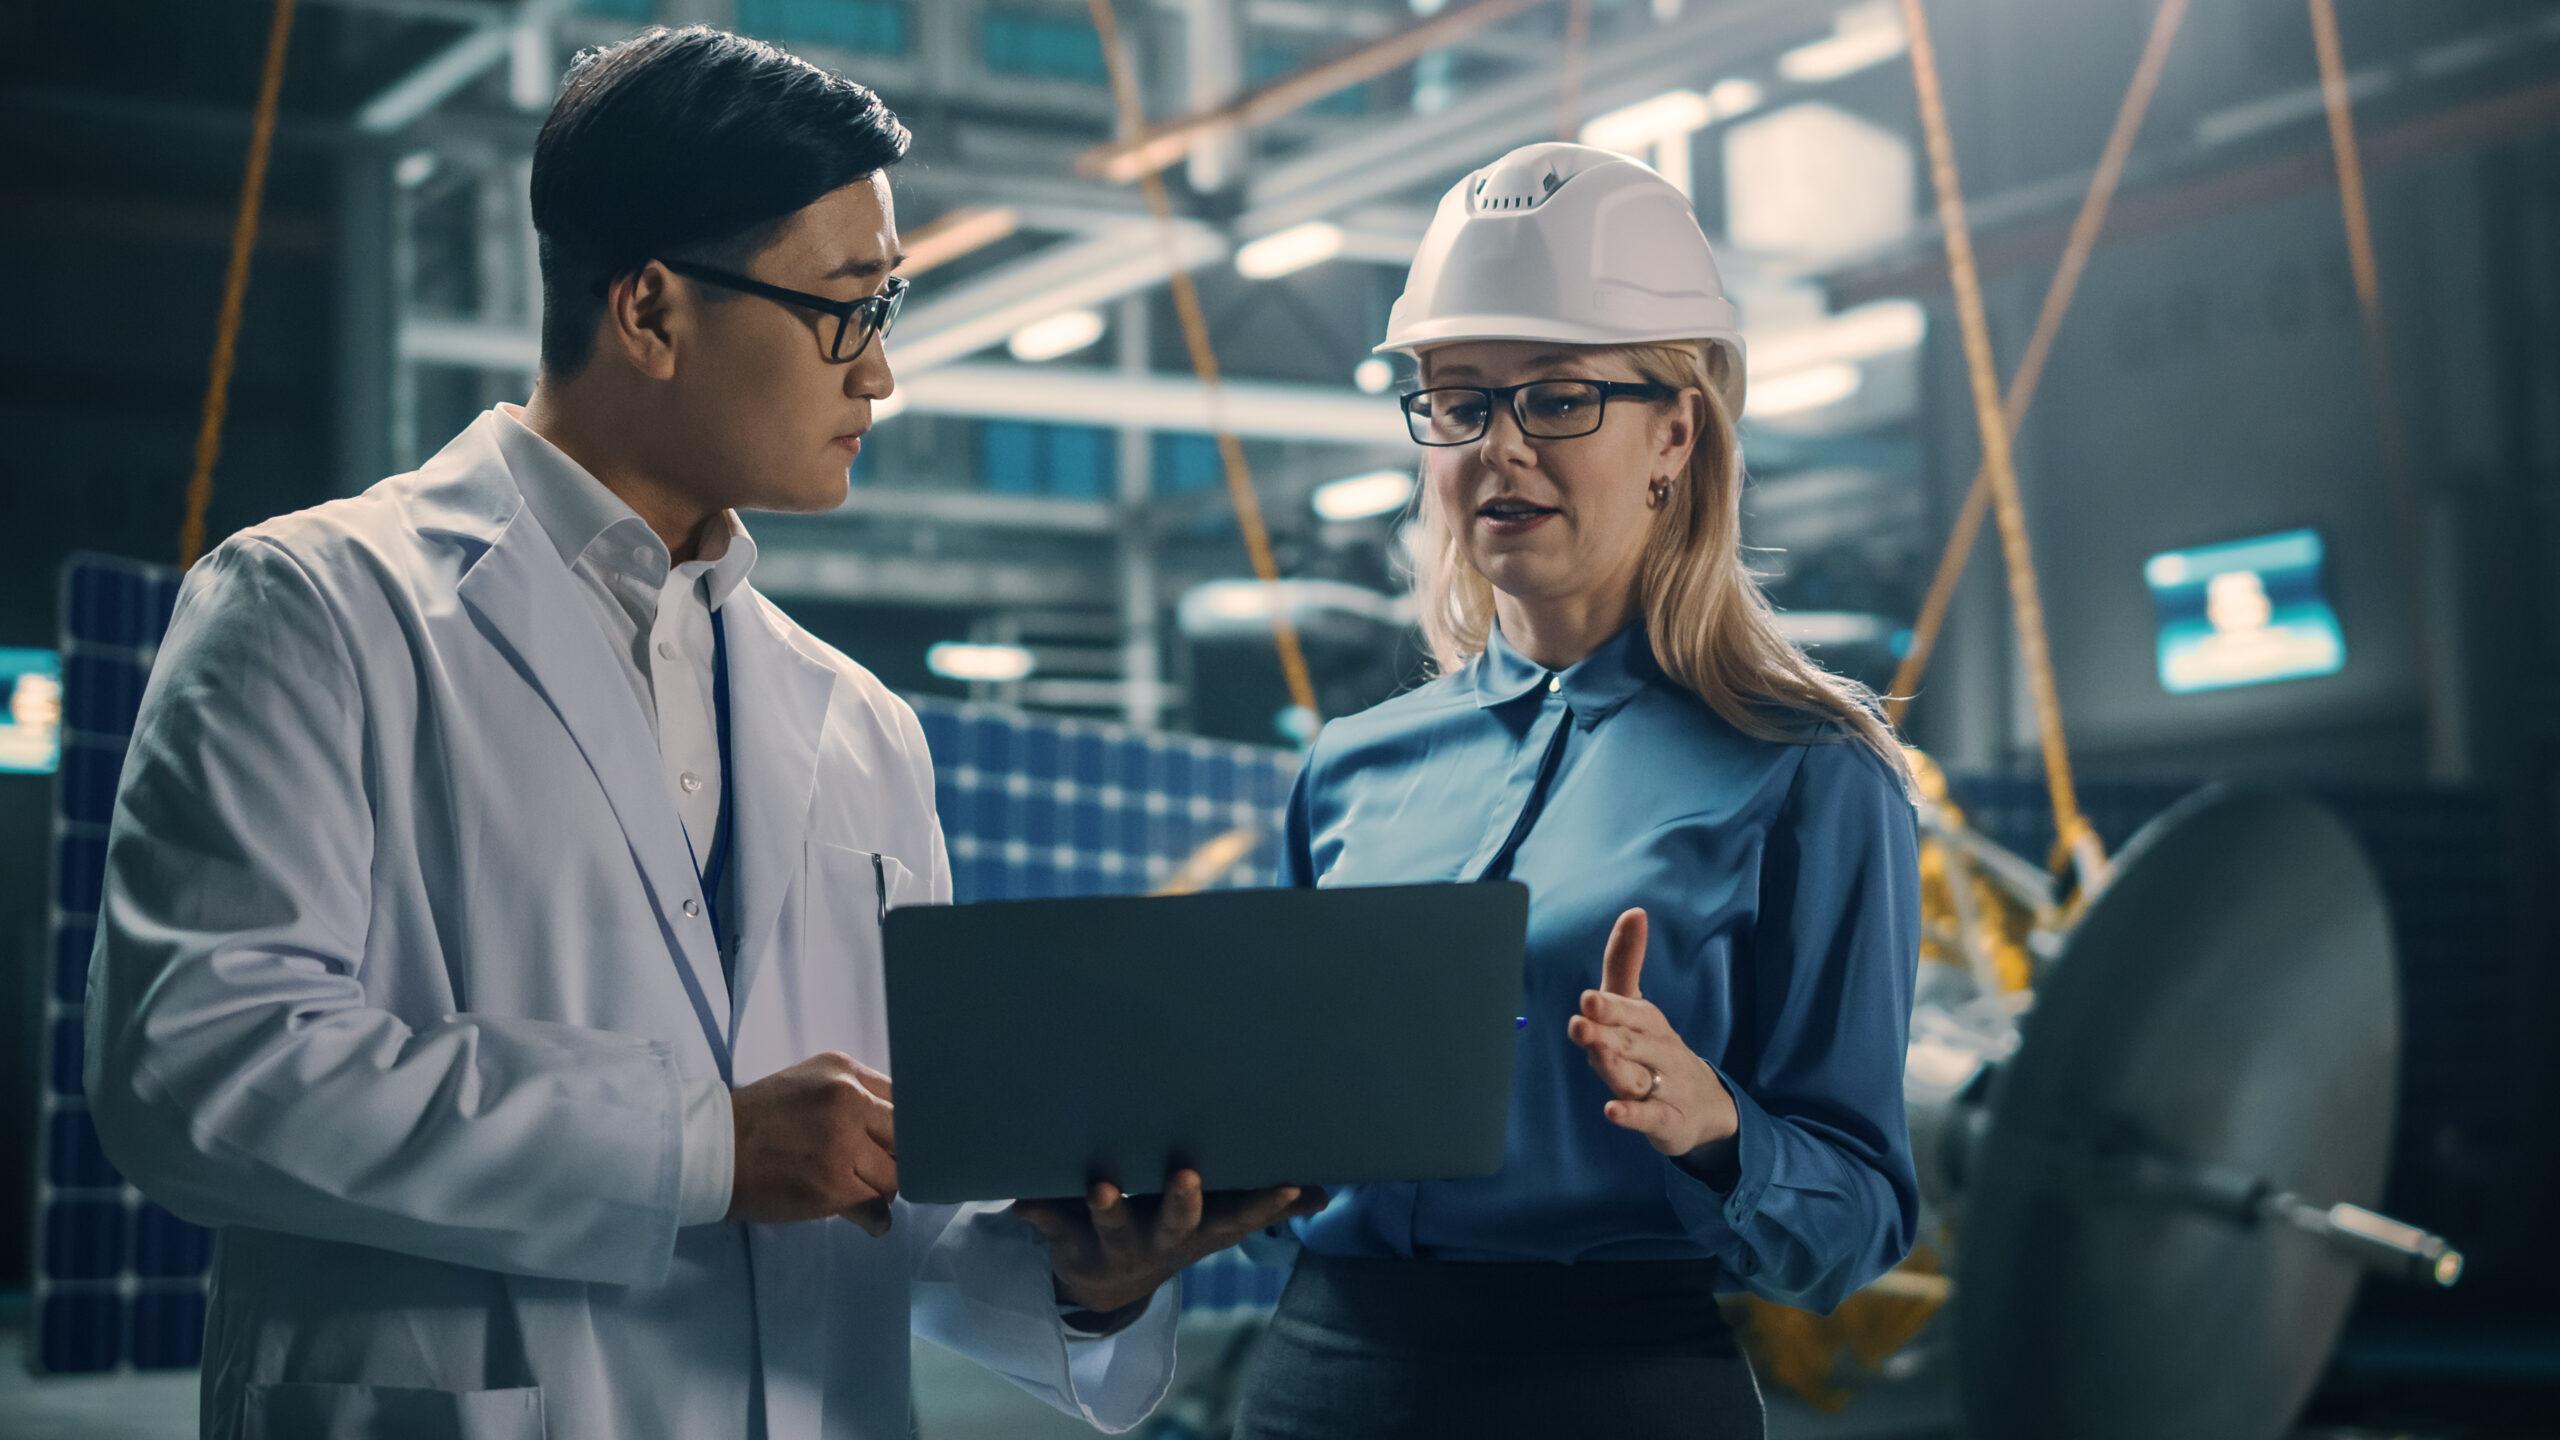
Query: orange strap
[[181, 0, 299, 570], [1087, 0, 1321, 723], [2309, 0, 2442, 766], [1887, 0, 2191, 730], [1894, 0, 2093, 866]]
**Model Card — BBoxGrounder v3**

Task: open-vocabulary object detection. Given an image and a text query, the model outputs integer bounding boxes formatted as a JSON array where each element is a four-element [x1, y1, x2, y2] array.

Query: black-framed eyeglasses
[[657, 259, 908, 363], [1399, 379, 1672, 446]]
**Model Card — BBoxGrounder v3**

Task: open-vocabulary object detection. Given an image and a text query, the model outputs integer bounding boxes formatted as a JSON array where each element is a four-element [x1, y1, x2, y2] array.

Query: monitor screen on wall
[[0, 647, 63, 774], [2145, 530, 2346, 695]]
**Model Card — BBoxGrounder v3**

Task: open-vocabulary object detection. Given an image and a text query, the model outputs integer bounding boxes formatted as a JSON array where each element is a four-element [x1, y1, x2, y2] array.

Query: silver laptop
[[883, 881, 1528, 1203]]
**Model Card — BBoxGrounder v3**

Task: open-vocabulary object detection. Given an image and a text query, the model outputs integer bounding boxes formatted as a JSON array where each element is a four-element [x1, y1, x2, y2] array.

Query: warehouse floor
[[9, 1293, 2533, 1440]]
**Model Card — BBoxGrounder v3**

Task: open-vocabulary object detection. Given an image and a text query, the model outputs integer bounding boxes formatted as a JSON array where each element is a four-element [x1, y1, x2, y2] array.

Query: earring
[[1648, 478, 1671, 509]]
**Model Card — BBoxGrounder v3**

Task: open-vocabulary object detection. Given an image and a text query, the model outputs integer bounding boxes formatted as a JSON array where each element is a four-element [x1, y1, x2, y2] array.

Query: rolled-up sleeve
[[1664, 740, 1921, 1313]]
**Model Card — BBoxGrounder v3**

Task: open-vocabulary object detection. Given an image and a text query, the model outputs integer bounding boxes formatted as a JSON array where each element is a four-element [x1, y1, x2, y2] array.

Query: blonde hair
[[1409, 339, 1912, 787]]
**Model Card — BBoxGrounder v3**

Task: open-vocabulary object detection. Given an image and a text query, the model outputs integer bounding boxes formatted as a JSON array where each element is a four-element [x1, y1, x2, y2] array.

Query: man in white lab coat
[[85, 26, 1314, 1440]]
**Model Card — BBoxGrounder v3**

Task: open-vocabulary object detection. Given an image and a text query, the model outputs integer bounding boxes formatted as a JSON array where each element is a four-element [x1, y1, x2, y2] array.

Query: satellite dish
[[1953, 788, 2456, 1440]]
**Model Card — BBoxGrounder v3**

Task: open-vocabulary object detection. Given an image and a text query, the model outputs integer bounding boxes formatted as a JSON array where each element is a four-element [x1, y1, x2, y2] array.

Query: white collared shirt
[[495, 403, 756, 1225]]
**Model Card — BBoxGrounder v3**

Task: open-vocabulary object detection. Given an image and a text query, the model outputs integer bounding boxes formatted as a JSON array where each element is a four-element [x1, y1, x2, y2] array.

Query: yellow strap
[[1893, 0, 2089, 860], [1887, 0, 2191, 732], [1087, 0, 1321, 724], [180, 0, 299, 570]]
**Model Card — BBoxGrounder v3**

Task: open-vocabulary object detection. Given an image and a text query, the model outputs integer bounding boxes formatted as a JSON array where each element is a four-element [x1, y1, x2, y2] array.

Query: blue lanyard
[[1474, 703, 1573, 883], [683, 606, 738, 989]]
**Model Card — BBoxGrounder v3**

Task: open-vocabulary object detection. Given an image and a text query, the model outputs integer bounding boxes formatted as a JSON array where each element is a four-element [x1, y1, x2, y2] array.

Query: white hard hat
[[1377, 142, 1746, 417]]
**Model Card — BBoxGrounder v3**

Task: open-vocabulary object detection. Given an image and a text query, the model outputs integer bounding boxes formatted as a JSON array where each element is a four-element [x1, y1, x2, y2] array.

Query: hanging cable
[[1087, 0, 1321, 723], [1892, 0, 2103, 883], [1888, 0, 2191, 724], [1555, 0, 1595, 141], [2309, 0, 2447, 776], [180, 0, 299, 569]]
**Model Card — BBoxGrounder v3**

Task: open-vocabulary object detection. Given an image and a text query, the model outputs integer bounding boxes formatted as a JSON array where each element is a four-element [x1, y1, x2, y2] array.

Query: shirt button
[[1547, 676, 1561, 694], [683, 899, 702, 919], [657, 640, 676, 660], [680, 771, 703, 793], [631, 545, 654, 568]]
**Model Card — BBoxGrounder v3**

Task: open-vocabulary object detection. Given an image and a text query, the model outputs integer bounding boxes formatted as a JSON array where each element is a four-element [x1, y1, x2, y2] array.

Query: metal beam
[[299, 0, 512, 20], [750, 548, 1115, 608], [1078, 0, 1558, 183], [1240, 0, 1824, 235], [898, 364, 1405, 445], [394, 320, 1401, 444], [886, 221, 1226, 372], [401, 315, 539, 370], [1817, 70, 2560, 309], [356, 0, 576, 135], [827, 489, 1118, 533]]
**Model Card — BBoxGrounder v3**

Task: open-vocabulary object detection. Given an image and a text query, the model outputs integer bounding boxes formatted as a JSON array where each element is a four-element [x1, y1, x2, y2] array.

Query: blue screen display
[[0, 646, 62, 774], [2145, 530, 2346, 695]]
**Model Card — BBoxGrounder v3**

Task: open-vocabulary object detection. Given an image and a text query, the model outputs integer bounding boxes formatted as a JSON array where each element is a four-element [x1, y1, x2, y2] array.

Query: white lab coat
[[84, 410, 1178, 1440]]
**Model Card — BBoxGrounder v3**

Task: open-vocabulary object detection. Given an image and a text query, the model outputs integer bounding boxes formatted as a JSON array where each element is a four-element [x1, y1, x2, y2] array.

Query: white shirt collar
[[493, 403, 759, 611]]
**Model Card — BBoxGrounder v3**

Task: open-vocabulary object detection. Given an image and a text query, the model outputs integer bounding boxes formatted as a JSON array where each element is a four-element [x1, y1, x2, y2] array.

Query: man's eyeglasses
[[657, 260, 908, 363], [1399, 379, 1672, 446]]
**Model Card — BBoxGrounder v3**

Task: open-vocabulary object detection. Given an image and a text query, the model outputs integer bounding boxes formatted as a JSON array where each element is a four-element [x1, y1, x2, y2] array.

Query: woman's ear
[[1655, 385, 1706, 475], [605, 262, 682, 381]]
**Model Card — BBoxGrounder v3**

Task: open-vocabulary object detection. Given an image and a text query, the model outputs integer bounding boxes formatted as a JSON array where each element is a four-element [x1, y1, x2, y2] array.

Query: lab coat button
[[683, 899, 702, 918], [680, 771, 703, 793], [657, 640, 676, 660]]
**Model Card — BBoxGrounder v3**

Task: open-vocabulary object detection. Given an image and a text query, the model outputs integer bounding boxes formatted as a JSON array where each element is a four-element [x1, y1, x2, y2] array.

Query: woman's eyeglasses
[[1399, 380, 1671, 446]]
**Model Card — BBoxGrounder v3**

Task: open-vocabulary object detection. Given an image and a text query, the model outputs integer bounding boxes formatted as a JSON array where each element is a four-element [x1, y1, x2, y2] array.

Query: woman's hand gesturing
[[1566, 909, 1740, 1158]]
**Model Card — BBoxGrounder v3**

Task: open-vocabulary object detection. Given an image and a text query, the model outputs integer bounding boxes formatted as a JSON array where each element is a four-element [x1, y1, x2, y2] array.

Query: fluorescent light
[[1581, 83, 1762, 199], [394, 151, 439, 188], [1772, 610, 1894, 647], [1748, 299, 1926, 376], [1353, 357, 1395, 394], [1704, 77, 1764, 120], [927, 642, 1036, 683], [1235, 221, 1346, 280], [1312, 469, 1416, 522], [1582, 90, 1715, 154], [1191, 581, 1279, 623], [1175, 578, 1408, 638], [1749, 363, 1863, 416], [1006, 308, 1106, 363], [895, 364, 1407, 444], [1778, 4, 1906, 83], [1581, 83, 1759, 161]]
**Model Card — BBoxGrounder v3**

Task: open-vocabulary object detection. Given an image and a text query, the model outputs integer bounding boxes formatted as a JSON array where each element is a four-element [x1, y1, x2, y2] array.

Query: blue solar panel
[[36, 553, 1304, 1370], [39, 555, 193, 1374]]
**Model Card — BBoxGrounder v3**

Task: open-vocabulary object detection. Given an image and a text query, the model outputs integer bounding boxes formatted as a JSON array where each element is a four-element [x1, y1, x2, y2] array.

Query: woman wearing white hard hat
[[1234, 144, 1921, 1438]]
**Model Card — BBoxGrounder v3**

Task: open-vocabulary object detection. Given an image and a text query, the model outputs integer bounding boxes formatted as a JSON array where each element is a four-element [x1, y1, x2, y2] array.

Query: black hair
[[530, 26, 912, 376]]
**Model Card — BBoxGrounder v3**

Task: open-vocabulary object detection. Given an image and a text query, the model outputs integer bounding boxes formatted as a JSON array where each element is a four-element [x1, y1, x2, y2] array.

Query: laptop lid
[[884, 881, 1528, 1203]]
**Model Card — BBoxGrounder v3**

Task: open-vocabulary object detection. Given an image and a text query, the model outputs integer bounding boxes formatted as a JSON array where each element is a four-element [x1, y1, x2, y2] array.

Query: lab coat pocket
[[810, 841, 922, 928], [242, 1381, 546, 1440], [802, 842, 923, 1070]]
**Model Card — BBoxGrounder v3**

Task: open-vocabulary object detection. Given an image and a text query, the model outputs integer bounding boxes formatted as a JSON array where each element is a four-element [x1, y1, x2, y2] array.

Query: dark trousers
[[1233, 1253, 1766, 1440]]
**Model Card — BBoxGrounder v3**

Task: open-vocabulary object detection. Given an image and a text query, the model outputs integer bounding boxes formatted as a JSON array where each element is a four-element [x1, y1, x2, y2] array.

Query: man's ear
[[603, 262, 682, 381]]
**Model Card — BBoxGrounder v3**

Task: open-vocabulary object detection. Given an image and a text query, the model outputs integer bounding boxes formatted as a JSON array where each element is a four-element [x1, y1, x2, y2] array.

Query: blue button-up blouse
[[1278, 619, 1921, 1312]]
